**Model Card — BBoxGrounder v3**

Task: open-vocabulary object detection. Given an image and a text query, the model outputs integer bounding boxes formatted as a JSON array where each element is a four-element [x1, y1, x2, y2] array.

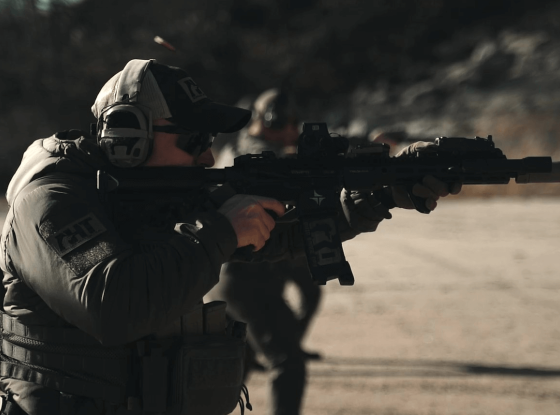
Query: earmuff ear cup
[[98, 136, 151, 168], [97, 59, 155, 168], [98, 105, 152, 168]]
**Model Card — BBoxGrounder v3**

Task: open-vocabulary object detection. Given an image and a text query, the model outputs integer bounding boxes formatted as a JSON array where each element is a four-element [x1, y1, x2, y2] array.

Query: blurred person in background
[[207, 88, 325, 415], [207, 89, 462, 415], [214, 89, 300, 167], [216, 88, 324, 359]]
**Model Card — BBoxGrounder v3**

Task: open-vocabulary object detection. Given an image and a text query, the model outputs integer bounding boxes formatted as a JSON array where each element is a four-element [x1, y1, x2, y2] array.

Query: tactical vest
[[0, 166, 250, 414], [0, 302, 250, 415]]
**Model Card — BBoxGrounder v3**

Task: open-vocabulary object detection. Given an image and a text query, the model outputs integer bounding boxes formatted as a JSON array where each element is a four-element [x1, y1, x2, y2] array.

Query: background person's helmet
[[248, 88, 300, 137]]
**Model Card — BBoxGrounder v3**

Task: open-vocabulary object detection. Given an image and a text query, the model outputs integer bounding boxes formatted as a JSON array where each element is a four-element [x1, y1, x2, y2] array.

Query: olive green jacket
[[0, 130, 240, 414]]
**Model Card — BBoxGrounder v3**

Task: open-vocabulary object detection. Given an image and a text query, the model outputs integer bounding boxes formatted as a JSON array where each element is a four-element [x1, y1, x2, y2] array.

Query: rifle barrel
[[516, 161, 560, 183]]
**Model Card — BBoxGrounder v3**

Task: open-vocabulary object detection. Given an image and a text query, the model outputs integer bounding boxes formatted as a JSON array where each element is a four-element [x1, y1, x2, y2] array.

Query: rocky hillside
[[1, 0, 559, 195]]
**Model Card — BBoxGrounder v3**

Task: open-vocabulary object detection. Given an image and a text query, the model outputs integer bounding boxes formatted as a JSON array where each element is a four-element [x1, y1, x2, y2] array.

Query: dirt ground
[[1, 197, 559, 414], [247, 197, 560, 415]]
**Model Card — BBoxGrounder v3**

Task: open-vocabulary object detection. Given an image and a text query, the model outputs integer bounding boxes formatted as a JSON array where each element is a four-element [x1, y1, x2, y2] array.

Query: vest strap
[[0, 361, 125, 403], [2, 314, 105, 347], [1, 340, 128, 383], [0, 312, 129, 404]]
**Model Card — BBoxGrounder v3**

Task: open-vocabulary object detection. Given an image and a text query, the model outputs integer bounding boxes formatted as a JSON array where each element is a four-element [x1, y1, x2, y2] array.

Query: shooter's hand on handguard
[[341, 189, 393, 234], [391, 141, 462, 212], [218, 195, 286, 251], [340, 141, 462, 235]]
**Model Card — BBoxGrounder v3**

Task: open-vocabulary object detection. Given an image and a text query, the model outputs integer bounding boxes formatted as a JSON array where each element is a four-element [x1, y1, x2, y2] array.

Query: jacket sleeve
[[4, 176, 238, 346]]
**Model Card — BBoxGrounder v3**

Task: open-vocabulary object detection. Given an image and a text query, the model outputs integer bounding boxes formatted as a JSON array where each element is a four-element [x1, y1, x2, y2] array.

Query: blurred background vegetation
[[1, 0, 560, 195]]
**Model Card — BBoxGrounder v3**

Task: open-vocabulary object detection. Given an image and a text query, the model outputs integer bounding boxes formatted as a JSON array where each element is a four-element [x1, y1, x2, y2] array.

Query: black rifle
[[97, 123, 553, 286]]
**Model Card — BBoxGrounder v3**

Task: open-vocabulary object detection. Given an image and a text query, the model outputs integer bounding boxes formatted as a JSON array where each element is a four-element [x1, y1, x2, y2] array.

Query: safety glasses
[[152, 125, 215, 157]]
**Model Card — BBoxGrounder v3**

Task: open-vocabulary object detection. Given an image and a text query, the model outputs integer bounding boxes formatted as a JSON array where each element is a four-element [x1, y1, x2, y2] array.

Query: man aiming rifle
[[0, 59, 462, 415]]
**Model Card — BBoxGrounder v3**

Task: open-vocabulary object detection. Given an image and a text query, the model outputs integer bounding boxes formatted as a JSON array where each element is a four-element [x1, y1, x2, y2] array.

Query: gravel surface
[[248, 198, 560, 415]]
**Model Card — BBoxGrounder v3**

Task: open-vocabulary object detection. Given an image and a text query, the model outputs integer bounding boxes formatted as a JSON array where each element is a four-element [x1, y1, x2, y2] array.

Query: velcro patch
[[42, 213, 107, 257], [178, 77, 207, 103]]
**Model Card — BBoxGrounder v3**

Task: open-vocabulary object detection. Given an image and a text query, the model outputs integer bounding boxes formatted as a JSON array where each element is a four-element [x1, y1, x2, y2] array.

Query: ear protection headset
[[96, 59, 155, 168]]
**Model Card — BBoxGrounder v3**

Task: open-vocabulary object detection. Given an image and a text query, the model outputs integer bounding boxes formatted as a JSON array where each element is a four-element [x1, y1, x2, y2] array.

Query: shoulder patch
[[41, 213, 107, 257]]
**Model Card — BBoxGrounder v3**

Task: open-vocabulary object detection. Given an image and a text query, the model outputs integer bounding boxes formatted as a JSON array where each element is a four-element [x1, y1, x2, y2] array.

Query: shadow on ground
[[310, 357, 560, 378]]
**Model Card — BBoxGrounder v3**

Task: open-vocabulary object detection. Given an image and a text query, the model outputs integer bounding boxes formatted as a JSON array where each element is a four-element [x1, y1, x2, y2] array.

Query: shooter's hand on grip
[[391, 141, 462, 213], [218, 195, 285, 251]]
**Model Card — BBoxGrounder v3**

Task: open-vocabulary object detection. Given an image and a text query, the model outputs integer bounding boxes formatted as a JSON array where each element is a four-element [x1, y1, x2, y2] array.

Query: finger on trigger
[[257, 197, 286, 217]]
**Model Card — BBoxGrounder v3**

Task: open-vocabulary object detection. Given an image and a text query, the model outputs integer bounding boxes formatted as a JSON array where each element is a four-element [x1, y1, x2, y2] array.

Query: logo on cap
[[178, 77, 207, 103]]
